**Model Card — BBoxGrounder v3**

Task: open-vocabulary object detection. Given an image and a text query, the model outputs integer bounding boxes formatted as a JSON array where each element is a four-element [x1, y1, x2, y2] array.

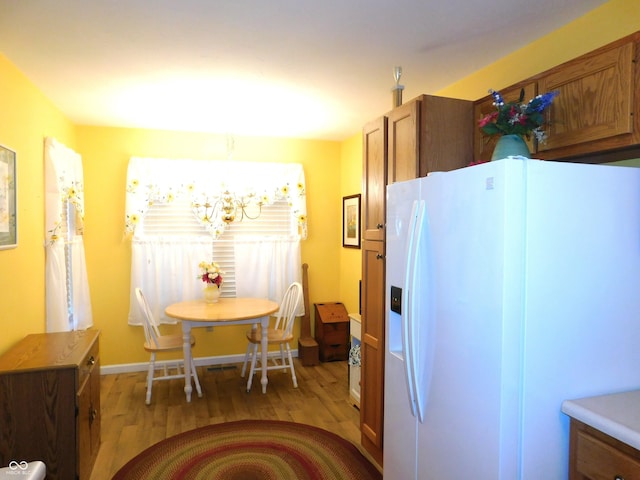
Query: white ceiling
[[0, 0, 606, 141]]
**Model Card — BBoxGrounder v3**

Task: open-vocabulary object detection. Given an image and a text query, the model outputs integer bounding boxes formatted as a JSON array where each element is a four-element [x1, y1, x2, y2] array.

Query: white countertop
[[562, 390, 640, 450]]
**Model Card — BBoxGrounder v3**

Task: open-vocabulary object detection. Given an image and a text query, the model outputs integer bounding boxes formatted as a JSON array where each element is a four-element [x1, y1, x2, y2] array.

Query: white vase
[[203, 284, 221, 303]]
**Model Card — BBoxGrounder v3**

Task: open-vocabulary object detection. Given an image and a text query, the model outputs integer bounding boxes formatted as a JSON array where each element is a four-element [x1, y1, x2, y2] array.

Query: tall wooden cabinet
[[0, 330, 101, 480], [360, 117, 388, 466], [360, 94, 473, 466]]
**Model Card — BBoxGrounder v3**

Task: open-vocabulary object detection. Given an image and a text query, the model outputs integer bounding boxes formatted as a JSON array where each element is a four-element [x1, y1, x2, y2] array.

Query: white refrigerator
[[384, 158, 640, 479]]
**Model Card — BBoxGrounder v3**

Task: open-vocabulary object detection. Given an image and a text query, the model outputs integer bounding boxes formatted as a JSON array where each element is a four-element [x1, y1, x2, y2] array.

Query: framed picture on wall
[[342, 194, 361, 249], [0, 144, 16, 250]]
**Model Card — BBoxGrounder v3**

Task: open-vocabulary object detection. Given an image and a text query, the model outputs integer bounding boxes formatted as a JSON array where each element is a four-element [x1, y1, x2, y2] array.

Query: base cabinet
[[569, 419, 640, 480], [0, 330, 101, 480]]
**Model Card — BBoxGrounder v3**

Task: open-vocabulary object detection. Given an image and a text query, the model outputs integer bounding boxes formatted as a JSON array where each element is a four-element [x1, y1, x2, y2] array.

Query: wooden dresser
[[0, 330, 101, 480]]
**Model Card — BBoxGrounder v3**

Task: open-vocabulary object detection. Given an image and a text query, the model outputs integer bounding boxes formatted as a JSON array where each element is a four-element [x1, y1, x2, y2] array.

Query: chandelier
[[192, 190, 263, 225]]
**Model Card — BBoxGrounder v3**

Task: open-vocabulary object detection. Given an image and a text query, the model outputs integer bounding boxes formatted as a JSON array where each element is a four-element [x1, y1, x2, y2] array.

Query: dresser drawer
[[576, 430, 640, 479], [78, 340, 100, 389]]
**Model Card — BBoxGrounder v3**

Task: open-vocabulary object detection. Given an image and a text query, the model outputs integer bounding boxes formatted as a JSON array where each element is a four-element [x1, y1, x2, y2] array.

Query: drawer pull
[[89, 407, 98, 424], [614, 476, 625, 480], [87, 356, 96, 366]]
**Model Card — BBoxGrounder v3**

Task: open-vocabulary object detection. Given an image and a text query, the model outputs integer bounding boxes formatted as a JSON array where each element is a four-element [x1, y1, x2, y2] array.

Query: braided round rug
[[112, 420, 382, 480]]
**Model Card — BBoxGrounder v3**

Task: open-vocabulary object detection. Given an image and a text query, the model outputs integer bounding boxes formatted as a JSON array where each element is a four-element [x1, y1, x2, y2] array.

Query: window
[[44, 137, 93, 332], [138, 198, 295, 298], [125, 158, 307, 325]]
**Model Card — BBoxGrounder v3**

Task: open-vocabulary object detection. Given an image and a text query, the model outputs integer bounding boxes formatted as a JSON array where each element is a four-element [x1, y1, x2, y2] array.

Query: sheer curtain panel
[[44, 137, 93, 332], [125, 157, 307, 325]]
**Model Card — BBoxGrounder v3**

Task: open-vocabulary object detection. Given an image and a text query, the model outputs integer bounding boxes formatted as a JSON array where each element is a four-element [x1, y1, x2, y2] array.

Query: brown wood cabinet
[[0, 330, 101, 480], [360, 238, 385, 466], [569, 419, 640, 480], [473, 31, 640, 162], [539, 38, 636, 157], [359, 94, 473, 466], [362, 117, 387, 242], [389, 94, 474, 181], [360, 117, 387, 466]]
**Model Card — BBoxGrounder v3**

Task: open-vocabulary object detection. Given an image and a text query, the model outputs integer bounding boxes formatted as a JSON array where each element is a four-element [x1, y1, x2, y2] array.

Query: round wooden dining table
[[165, 297, 279, 401]]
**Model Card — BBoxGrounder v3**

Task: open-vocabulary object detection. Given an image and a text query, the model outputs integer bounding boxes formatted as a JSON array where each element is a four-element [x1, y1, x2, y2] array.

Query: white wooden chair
[[241, 282, 303, 392], [135, 288, 202, 404]]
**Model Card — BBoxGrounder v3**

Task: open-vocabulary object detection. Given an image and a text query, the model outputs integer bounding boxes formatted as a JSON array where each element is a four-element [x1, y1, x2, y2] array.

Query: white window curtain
[[125, 157, 306, 325], [44, 137, 93, 332], [125, 157, 307, 239]]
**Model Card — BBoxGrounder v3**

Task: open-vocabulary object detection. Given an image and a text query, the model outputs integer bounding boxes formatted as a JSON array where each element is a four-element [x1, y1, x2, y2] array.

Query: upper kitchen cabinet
[[362, 117, 388, 242], [474, 31, 640, 162], [388, 95, 474, 183], [537, 37, 637, 159], [474, 83, 537, 163]]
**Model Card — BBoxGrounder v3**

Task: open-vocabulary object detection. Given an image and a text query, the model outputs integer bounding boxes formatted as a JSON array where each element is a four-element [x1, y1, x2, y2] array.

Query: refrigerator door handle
[[411, 200, 430, 423], [402, 199, 422, 417]]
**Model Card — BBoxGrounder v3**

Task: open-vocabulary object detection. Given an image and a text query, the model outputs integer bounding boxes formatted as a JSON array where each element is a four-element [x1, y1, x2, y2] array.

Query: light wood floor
[[90, 359, 375, 480]]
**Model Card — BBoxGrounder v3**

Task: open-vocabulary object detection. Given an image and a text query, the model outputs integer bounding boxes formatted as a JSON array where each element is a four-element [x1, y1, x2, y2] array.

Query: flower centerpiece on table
[[478, 88, 559, 143], [198, 261, 224, 288]]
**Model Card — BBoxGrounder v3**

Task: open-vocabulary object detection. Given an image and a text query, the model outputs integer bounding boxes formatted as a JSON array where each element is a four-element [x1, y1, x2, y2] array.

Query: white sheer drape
[[125, 158, 306, 325], [44, 137, 93, 332], [129, 236, 211, 324], [234, 235, 303, 316], [125, 157, 307, 239]]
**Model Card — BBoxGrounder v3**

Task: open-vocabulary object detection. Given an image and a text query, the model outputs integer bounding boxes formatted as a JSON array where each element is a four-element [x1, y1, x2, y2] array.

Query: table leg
[[182, 321, 193, 402], [260, 316, 269, 393]]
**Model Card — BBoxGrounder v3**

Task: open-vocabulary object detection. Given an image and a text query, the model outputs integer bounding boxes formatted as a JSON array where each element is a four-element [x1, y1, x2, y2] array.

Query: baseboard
[[100, 349, 299, 375]]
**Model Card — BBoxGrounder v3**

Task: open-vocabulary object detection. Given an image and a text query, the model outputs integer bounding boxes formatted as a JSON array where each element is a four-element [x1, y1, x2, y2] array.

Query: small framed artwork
[[0, 144, 16, 250], [342, 194, 361, 249]]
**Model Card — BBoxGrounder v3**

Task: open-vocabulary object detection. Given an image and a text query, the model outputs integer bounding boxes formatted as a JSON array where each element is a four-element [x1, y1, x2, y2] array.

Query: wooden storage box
[[314, 302, 350, 362]]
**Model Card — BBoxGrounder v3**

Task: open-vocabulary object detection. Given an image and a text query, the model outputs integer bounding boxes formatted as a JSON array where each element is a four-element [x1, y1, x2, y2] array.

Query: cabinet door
[[362, 117, 387, 242], [77, 351, 100, 480], [538, 41, 634, 152], [387, 99, 420, 184], [473, 83, 537, 162], [360, 239, 385, 466]]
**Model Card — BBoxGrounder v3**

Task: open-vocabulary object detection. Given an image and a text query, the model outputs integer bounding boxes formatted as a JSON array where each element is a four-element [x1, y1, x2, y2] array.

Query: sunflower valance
[[124, 157, 307, 239]]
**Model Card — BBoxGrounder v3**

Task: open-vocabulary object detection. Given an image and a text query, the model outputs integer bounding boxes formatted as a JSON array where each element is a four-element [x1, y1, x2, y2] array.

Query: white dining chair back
[[241, 282, 303, 392], [135, 288, 202, 404]]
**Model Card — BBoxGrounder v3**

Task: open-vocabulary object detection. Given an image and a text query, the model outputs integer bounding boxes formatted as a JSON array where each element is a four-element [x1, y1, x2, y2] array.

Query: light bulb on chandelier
[[193, 190, 263, 225]]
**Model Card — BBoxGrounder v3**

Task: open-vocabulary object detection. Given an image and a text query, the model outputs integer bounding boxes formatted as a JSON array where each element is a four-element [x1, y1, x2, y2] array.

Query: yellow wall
[[0, 0, 636, 367], [76, 126, 344, 365], [339, 133, 364, 315], [437, 0, 640, 100], [0, 54, 75, 351]]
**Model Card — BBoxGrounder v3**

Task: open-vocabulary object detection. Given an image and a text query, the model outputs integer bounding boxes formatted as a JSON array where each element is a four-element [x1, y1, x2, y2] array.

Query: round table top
[[164, 297, 279, 322]]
